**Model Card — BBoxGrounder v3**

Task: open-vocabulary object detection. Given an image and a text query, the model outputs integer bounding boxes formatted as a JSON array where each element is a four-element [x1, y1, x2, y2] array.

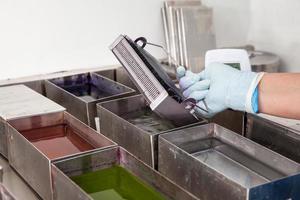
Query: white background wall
[[0, 0, 165, 79], [248, 0, 300, 72], [0, 0, 300, 80]]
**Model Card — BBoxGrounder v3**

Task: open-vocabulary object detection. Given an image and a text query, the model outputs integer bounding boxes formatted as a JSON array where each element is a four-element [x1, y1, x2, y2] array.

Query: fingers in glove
[[179, 71, 203, 91], [183, 80, 210, 97], [176, 66, 186, 79], [187, 90, 209, 101], [179, 76, 196, 91]]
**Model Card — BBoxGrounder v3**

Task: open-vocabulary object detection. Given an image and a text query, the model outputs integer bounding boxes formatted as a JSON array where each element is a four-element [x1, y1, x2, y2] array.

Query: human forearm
[[258, 73, 300, 119]]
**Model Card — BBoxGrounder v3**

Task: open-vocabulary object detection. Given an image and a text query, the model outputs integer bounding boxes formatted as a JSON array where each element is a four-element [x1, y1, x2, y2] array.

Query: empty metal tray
[[52, 146, 199, 200], [6, 111, 116, 200], [159, 123, 300, 200], [97, 94, 206, 168], [246, 113, 300, 163], [45, 72, 135, 129]]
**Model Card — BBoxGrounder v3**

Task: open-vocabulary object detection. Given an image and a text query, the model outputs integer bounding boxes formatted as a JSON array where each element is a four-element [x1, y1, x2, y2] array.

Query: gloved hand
[[177, 63, 264, 117]]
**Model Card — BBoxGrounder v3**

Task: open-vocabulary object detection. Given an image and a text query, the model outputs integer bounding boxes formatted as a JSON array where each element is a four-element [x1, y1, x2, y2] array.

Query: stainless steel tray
[[52, 146, 199, 200], [246, 113, 300, 163], [96, 67, 139, 92], [45, 72, 135, 129], [159, 123, 300, 200], [97, 94, 206, 168], [0, 85, 65, 158], [6, 111, 116, 200]]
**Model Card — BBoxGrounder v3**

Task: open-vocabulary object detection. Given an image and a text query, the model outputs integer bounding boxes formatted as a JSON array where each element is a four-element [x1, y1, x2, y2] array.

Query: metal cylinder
[[249, 50, 280, 72]]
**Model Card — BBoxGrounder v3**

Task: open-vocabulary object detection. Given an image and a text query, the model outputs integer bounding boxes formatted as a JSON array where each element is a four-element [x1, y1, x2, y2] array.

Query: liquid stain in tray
[[21, 125, 95, 159], [71, 166, 166, 200], [121, 108, 176, 134]]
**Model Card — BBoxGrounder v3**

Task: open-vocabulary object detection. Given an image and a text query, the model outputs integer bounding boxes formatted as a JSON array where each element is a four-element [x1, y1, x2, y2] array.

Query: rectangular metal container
[[97, 94, 206, 168], [159, 123, 300, 200], [6, 111, 116, 200], [246, 113, 300, 163], [0, 85, 65, 158], [52, 146, 199, 200], [45, 72, 135, 129]]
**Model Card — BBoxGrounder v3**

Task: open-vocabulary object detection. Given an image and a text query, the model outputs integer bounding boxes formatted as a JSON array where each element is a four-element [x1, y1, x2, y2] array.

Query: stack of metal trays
[[246, 113, 300, 164], [162, 0, 216, 72], [159, 123, 300, 200]]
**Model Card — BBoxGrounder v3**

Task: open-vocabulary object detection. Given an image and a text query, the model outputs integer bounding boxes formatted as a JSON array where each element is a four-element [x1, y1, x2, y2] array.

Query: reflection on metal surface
[[159, 123, 300, 200], [246, 113, 300, 163], [191, 138, 284, 188], [7, 111, 116, 200], [122, 108, 175, 135], [209, 109, 245, 135], [45, 72, 135, 128], [52, 147, 199, 200], [98, 95, 206, 168], [63, 84, 113, 102], [0, 155, 38, 200], [96, 68, 140, 92]]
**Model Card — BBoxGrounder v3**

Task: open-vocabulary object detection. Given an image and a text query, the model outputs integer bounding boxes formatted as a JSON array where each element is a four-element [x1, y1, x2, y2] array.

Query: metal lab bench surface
[[45, 72, 135, 129], [97, 94, 206, 168], [246, 113, 300, 163], [6, 111, 116, 200], [159, 123, 300, 200], [0, 85, 65, 158], [52, 146, 199, 200]]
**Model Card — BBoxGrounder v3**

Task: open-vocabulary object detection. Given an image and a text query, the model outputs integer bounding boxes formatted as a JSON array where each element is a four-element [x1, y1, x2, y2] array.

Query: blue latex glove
[[177, 63, 264, 117]]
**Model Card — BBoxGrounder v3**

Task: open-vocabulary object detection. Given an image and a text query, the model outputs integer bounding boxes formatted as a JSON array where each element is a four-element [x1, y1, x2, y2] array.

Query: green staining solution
[[71, 166, 166, 200]]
